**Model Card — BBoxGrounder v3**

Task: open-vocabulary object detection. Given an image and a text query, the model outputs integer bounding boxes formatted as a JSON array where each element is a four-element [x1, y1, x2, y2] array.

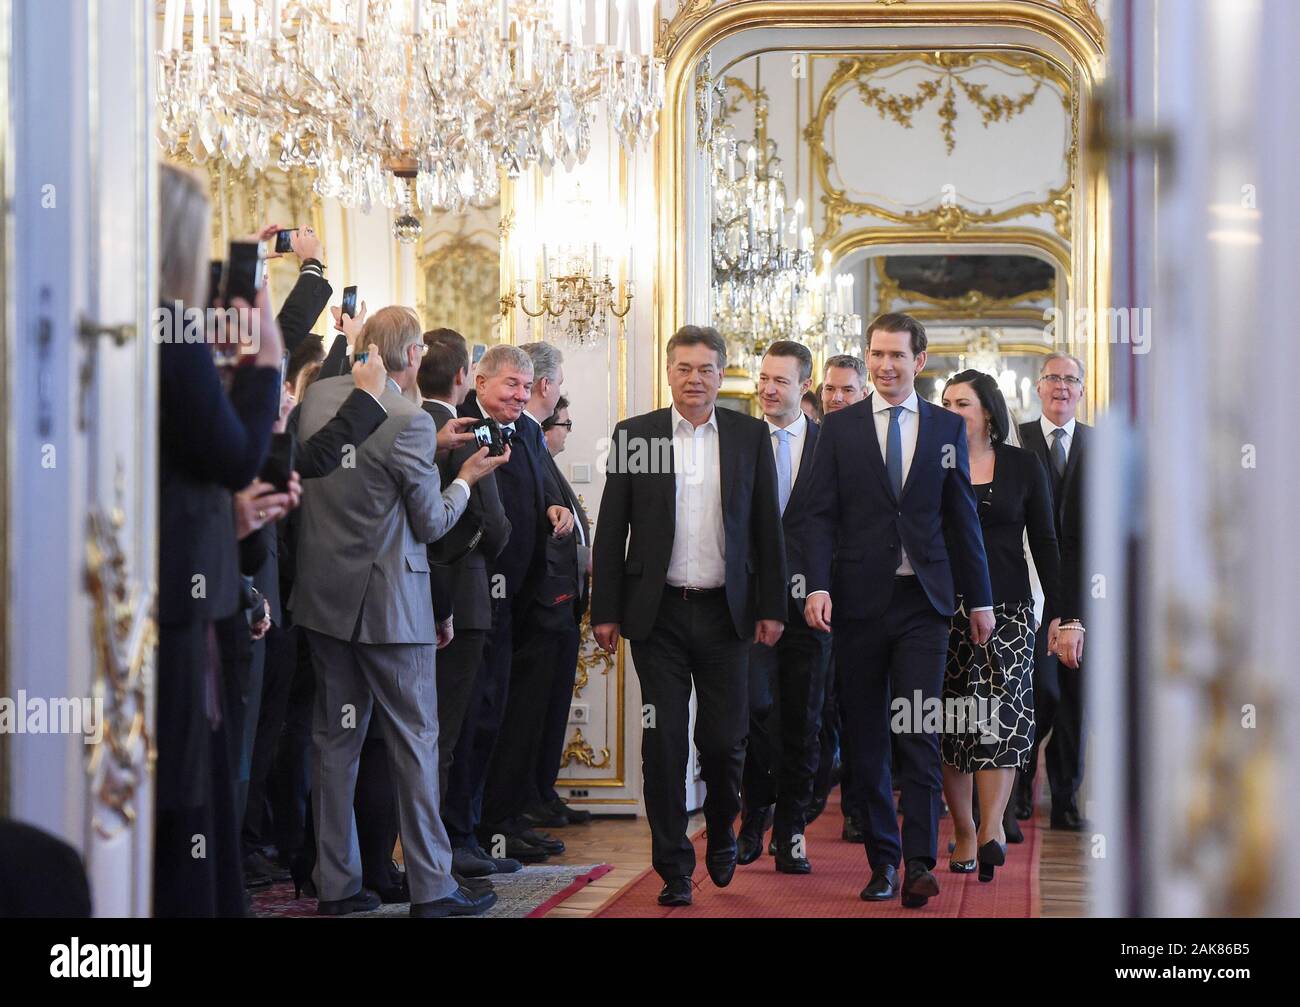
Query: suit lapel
[[716, 409, 737, 531], [655, 408, 677, 526]]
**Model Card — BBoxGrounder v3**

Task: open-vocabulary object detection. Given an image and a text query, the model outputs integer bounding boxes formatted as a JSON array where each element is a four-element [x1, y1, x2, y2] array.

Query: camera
[[469, 419, 512, 457], [274, 228, 297, 253], [341, 285, 358, 319]]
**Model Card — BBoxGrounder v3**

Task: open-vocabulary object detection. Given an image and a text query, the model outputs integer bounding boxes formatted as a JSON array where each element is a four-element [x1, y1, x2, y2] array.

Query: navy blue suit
[[790, 394, 992, 871]]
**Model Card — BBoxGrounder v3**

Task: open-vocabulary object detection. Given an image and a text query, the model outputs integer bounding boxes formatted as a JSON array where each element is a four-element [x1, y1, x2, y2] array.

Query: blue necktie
[[886, 405, 904, 500], [774, 428, 792, 514]]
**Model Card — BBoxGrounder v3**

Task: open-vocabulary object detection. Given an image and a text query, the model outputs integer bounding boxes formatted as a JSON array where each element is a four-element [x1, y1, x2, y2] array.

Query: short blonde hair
[[362, 306, 423, 372], [159, 162, 211, 307]]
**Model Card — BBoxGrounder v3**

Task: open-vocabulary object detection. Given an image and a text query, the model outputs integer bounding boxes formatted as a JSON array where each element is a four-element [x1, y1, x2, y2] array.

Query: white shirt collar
[[765, 412, 807, 439], [873, 389, 919, 415], [522, 409, 545, 428], [670, 403, 718, 433], [1040, 414, 1077, 440]]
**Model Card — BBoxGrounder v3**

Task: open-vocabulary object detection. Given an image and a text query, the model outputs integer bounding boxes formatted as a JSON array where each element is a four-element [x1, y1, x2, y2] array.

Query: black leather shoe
[[841, 813, 865, 843], [949, 857, 976, 874], [376, 877, 410, 904], [548, 797, 592, 825], [736, 805, 772, 865], [859, 864, 898, 901], [243, 850, 290, 885], [902, 860, 940, 908], [1013, 773, 1035, 820], [516, 828, 565, 855], [1050, 806, 1089, 831], [411, 885, 497, 917], [774, 842, 811, 875], [1004, 805, 1024, 844], [657, 876, 693, 906], [317, 887, 381, 915], [520, 804, 570, 829], [499, 834, 551, 862], [705, 826, 737, 888], [452, 845, 523, 877]]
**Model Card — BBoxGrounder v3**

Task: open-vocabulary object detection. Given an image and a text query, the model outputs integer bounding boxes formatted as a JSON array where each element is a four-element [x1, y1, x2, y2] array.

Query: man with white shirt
[[592, 325, 788, 907], [736, 341, 833, 875], [1016, 352, 1089, 830], [789, 312, 994, 909]]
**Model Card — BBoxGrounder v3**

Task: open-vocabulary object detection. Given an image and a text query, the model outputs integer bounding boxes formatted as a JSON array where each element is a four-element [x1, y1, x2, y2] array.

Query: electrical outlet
[[570, 462, 591, 483], [567, 789, 590, 799], [570, 703, 590, 724]]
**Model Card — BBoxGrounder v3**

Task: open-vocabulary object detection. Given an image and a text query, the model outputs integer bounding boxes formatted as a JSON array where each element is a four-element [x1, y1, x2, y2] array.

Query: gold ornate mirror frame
[[655, 0, 1109, 418]]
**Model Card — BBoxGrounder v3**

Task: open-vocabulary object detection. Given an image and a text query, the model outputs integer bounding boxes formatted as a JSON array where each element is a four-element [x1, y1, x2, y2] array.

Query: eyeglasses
[[547, 420, 573, 431], [1039, 374, 1082, 387]]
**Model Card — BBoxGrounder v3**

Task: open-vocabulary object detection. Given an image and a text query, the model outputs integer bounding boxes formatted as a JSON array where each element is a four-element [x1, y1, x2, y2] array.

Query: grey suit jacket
[[290, 375, 469, 645], [424, 400, 512, 632]]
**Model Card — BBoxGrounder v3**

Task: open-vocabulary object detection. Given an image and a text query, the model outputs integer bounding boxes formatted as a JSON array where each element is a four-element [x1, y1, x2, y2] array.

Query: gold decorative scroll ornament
[[85, 507, 157, 840], [561, 727, 612, 770], [807, 51, 1073, 243]]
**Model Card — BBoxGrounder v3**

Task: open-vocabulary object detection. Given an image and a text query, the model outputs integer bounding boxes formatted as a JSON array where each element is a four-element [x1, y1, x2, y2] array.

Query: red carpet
[[594, 790, 1041, 918]]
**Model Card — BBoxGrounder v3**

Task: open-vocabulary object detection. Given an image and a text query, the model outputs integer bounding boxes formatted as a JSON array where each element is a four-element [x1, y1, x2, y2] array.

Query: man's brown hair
[[666, 324, 727, 370], [866, 312, 928, 357], [418, 327, 470, 399]]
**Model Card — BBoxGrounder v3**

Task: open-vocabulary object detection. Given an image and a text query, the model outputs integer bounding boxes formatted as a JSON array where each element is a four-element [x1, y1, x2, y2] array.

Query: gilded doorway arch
[[654, 0, 1109, 415]]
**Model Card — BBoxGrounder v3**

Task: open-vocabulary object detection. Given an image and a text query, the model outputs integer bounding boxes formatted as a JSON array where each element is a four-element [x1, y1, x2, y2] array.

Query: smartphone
[[274, 228, 297, 254], [222, 240, 265, 305], [260, 432, 296, 494], [341, 285, 358, 319]]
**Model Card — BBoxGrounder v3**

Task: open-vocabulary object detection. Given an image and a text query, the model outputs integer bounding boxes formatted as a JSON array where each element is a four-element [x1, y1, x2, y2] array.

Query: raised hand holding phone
[[352, 343, 387, 399]]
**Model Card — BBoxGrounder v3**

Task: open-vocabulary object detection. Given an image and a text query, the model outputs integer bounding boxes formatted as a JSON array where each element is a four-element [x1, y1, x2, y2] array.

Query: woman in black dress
[[940, 370, 1060, 882]]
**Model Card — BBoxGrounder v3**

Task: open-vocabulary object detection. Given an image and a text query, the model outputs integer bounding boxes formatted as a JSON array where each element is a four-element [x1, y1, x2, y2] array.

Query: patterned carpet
[[594, 792, 1041, 918], [251, 863, 612, 919]]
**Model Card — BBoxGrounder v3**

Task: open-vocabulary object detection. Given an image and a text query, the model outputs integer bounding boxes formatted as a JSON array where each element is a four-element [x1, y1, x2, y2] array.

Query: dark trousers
[[535, 619, 582, 806], [741, 628, 830, 842], [154, 620, 246, 917], [835, 577, 949, 871], [214, 612, 263, 837], [443, 600, 513, 849], [268, 624, 315, 862], [243, 620, 295, 855], [482, 612, 580, 830], [1023, 620, 1086, 809], [629, 589, 749, 882], [436, 628, 487, 797]]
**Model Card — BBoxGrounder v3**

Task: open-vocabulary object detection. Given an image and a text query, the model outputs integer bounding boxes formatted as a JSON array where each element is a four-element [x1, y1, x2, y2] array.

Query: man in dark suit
[[528, 395, 594, 827], [592, 325, 788, 907], [736, 341, 832, 875], [442, 344, 574, 873], [1016, 352, 1089, 830], [480, 341, 578, 855], [417, 331, 513, 831], [791, 312, 994, 909]]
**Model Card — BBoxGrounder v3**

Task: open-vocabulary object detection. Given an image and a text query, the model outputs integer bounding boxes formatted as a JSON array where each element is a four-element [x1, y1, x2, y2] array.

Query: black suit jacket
[[773, 418, 830, 639], [591, 406, 788, 642], [424, 399, 512, 631], [461, 392, 562, 618], [789, 394, 993, 620], [535, 446, 591, 628], [277, 267, 332, 356], [1019, 419, 1088, 621]]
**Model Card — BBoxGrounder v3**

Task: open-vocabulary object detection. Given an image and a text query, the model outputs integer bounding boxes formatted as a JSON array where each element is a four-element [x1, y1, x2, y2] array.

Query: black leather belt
[[664, 584, 726, 600]]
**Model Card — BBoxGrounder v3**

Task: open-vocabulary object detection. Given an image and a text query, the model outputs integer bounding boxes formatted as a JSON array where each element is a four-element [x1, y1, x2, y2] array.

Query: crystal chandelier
[[507, 186, 633, 344], [707, 61, 814, 374], [156, 0, 666, 216], [798, 249, 863, 357]]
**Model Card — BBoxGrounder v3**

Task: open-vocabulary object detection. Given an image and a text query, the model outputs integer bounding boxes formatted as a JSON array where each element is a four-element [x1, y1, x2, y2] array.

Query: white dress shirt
[[665, 405, 726, 589], [873, 391, 921, 576], [422, 396, 458, 417], [1039, 414, 1077, 459], [765, 411, 808, 489]]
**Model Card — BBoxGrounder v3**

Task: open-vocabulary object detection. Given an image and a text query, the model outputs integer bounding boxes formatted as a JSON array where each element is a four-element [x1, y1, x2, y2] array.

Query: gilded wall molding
[[85, 504, 157, 840], [808, 51, 1073, 244], [872, 255, 1056, 320]]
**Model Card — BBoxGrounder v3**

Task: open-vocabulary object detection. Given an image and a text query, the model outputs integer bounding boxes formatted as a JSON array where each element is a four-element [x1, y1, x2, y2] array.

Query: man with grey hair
[[1015, 351, 1090, 831], [293, 305, 508, 917], [442, 342, 575, 875], [821, 354, 868, 415]]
